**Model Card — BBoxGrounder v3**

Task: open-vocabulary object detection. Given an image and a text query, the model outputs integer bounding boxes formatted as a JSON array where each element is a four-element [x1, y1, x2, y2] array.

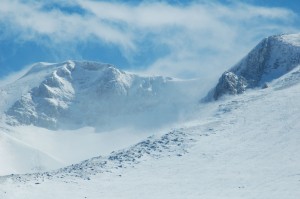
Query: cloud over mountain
[[0, 0, 298, 80]]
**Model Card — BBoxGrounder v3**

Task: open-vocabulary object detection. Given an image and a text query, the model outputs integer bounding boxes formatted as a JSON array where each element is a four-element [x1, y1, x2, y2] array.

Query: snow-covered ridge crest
[[22, 61, 73, 77], [207, 33, 300, 100], [279, 33, 300, 46], [3, 60, 197, 130]]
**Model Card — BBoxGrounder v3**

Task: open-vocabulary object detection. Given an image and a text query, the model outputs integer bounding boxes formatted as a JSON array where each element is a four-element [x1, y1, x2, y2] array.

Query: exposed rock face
[[213, 72, 247, 100], [209, 33, 300, 100]]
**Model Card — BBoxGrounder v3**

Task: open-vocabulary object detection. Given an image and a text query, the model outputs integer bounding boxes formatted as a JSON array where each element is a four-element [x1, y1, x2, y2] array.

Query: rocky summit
[[208, 33, 300, 100]]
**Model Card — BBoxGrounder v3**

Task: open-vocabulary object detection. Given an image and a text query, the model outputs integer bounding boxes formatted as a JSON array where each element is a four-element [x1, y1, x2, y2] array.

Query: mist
[[0, 0, 298, 176], [0, 61, 215, 175]]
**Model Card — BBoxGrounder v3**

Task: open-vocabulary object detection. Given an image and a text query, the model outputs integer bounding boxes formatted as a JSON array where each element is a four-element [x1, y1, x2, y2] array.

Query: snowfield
[[0, 33, 300, 198], [0, 68, 300, 198]]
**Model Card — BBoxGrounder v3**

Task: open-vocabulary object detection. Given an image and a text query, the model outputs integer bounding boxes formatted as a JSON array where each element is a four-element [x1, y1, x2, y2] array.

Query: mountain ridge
[[3, 60, 200, 131], [206, 33, 300, 100], [1, 63, 300, 198]]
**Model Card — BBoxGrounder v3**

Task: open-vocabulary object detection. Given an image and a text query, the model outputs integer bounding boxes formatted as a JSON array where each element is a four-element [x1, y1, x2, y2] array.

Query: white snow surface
[[1, 34, 300, 198], [0, 65, 299, 198], [0, 125, 147, 175]]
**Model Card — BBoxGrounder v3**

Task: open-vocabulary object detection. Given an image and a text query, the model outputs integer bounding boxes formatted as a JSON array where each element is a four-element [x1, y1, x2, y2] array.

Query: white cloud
[[0, 0, 134, 48], [0, 0, 298, 80]]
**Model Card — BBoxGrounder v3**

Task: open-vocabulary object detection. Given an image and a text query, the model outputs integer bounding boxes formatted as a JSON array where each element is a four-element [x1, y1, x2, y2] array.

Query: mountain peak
[[22, 60, 118, 78], [207, 33, 300, 100], [3, 60, 196, 130]]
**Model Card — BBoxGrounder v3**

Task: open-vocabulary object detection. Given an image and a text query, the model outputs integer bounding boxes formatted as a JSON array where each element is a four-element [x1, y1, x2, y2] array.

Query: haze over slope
[[1, 35, 300, 198], [3, 61, 201, 130], [0, 33, 300, 198], [0, 60, 202, 175]]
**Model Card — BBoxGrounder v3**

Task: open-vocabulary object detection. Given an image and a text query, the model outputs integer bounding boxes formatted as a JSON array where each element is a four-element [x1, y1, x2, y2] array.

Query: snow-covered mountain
[[1, 33, 300, 199], [1, 48, 300, 198], [207, 33, 300, 100], [0, 60, 202, 175], [2, 60, 199, 130]]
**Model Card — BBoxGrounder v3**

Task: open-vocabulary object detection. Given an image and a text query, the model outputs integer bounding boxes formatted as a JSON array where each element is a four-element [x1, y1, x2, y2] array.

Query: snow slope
[[0, 33, 300, 198], [0, 125, 148, 175], [0, 130, 63, 175], [0, 65, 299, 198]]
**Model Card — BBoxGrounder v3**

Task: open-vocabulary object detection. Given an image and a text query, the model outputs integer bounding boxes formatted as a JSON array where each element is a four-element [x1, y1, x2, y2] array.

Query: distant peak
[[21, 60, 121, 79], [206, 33, 300, 100], [72, 60, 117, 71]]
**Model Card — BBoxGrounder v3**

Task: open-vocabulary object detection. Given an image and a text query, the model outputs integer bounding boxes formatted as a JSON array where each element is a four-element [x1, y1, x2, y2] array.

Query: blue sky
[[0, 0, 299, 79]]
